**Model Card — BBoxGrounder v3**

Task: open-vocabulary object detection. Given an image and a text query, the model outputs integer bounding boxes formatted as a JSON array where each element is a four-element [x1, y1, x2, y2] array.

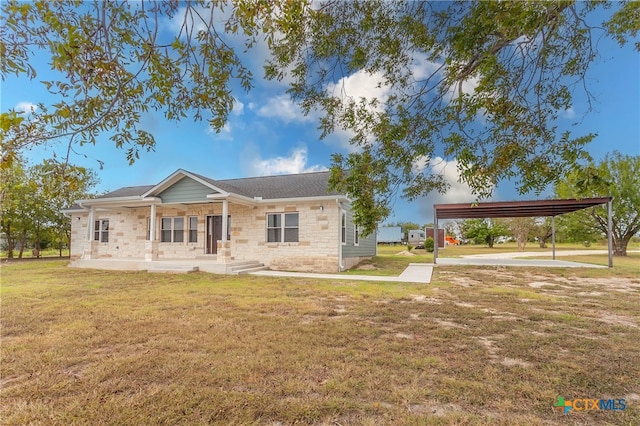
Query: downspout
[[336, 199, 344, 272]]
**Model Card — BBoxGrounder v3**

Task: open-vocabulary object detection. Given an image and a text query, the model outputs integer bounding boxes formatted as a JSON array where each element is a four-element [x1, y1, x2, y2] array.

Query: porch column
[[221, 200, 228, 242], [87, 206, 95, 241], [145, 203, 159, 261], [149, 204, 157, 241], [83, 206, 98, 259], [217, 199, 232, 262]]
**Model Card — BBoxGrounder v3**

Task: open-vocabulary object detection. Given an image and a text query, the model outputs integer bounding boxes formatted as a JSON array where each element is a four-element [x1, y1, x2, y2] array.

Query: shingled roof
[[192, 171, 341, 199], [95, 185, 155, 199], [97, 170, 340, 201]]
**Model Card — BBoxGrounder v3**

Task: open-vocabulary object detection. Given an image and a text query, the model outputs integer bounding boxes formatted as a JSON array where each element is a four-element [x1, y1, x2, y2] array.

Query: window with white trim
[[161, 217, 184, 243], [267, 212, 299, 243], [94, 219, 109, 242], [354, 224, 360, 246], [188, 216, 198, 243], [341, 211, 346, 245]]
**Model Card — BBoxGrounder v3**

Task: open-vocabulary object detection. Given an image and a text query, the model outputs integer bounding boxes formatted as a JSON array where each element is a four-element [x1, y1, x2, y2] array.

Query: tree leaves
[[555, 152, 640, 256], [256, 0, 640, 234], [1, 0, 260, 169], [1, 0, 637, 236]]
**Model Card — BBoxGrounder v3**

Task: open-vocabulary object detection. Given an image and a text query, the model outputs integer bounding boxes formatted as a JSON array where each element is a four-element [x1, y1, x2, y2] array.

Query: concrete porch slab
[[69, 258, 261, 274]]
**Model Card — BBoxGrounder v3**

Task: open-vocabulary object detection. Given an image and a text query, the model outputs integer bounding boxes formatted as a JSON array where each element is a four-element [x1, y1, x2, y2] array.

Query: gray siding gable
[[157, 176, 218, 203]]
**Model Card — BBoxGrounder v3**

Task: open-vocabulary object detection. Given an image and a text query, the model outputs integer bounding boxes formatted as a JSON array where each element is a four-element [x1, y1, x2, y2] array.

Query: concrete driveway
[[434, 249, 631, 268]]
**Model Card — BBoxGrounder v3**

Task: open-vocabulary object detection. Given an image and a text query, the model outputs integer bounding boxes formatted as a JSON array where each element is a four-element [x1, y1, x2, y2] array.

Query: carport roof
[[434, 197, 612, 219]]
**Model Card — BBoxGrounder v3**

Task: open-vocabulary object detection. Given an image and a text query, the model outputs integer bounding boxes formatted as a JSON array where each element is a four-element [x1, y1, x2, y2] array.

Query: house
[[64, 169, 376, 273]]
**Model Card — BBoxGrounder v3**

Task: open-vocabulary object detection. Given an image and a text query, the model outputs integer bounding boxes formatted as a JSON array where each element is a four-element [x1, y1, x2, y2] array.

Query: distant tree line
[[1, 159, 98, 258]]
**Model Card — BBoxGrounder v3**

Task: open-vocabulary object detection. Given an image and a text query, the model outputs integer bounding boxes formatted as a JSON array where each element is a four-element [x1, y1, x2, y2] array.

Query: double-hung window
[[188, 216, 198, 243], [267, 212, 299, 243], [94, 219, 109, 242], [161, 217, 184, 243], [341, 212, 346, 245]]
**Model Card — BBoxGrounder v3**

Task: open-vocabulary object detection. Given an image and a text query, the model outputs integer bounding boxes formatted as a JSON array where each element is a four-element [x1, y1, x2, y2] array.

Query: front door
[[206, 215, 222, 254]]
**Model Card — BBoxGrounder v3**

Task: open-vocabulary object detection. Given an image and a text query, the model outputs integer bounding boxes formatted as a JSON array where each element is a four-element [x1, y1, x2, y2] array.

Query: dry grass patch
[[1, 260, 639, 425]]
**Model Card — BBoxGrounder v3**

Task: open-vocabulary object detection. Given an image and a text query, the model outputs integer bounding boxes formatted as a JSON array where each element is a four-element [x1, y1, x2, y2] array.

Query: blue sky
[[3, 4, 639, 226]]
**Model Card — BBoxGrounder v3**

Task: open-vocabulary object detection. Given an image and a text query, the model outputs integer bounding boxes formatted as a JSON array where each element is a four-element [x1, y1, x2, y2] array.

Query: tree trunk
[[18, 232, 26, 258], [64, 229, 71, 257], [539, 240, 547, 248], [35, 231, 41, 258], [613, 233, 632, 256], [5, 224, 14, 259]]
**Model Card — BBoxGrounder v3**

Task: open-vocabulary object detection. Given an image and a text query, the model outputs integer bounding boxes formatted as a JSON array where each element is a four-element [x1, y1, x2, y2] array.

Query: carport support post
[[607, 200, 613, 268], [552, 215, 556, 260], [433, 210, 438, 264]]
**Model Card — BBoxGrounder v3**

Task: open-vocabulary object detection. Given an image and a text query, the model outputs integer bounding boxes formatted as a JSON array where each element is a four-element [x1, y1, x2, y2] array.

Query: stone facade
[[69, 200, 357, 273]]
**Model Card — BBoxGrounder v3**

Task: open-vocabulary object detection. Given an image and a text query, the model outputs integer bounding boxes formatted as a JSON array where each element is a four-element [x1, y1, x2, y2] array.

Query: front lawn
[[1, 260, 638, 424]]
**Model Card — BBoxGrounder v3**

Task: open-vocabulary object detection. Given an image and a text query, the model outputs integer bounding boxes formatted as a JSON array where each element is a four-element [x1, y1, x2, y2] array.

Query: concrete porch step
[[147, 264, 199, 273], [228, 261, 266, 275], [233, 265, 267, 275]]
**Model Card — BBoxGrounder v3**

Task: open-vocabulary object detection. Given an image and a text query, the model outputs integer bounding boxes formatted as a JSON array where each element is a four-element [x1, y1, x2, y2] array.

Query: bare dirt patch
[[599, 312, 638, 328], [501, 357, 531, 368], [450, 276, 482, 287], [355, 263, 377, 271], [407, 401, 464, 416]]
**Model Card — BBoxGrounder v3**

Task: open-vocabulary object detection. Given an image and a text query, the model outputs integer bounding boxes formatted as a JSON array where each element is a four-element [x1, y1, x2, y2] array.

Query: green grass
[[2, 260, 639, 425]]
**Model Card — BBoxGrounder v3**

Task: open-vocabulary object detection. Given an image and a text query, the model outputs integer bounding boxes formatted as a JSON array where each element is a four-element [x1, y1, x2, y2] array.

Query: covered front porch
[[79, 196, 240, 263]]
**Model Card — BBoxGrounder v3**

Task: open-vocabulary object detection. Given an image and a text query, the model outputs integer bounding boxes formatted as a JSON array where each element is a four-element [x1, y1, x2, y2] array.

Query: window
[[341, 212, 346, 245], [284, 213, 299, 242], [267, 212, 299, 243], [161, 217, 184, 243], [354, 225, 360, 246], [94, 219, 109, 242], [146, 217, 151, 240], [188, 216, 198, 243]]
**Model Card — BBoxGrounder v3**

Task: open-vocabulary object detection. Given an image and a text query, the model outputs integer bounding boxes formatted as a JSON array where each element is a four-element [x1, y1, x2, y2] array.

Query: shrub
[[425, 237, 434, 253], [407, 244, 414, 252]]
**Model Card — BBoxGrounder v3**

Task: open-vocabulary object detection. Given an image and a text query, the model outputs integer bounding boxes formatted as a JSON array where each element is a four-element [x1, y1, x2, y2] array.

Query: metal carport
[[433, 197, 614, 267]]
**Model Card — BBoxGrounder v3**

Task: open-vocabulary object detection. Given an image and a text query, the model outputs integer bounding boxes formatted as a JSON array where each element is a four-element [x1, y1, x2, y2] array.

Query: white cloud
[[561, 106, 575, 119], [206, 122, 232, 140], [326, 70, 391, 113], [232, 98, 244, 116], [417, 157, 495, 219], [15, 102, 37, 114], [250, 146, 327, 176], [256, 95, 313, 123], [163, 5, 219, 37]]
